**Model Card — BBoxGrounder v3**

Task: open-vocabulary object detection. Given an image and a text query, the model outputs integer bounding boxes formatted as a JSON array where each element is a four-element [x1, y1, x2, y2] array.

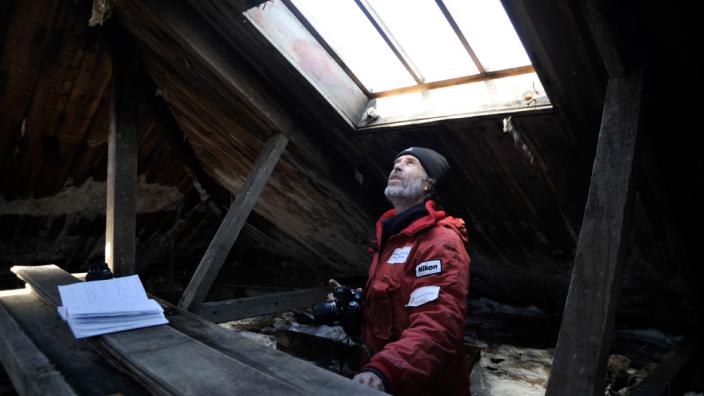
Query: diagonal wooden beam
[[179, 133, 289, 313], [545, 70, 644, 396]]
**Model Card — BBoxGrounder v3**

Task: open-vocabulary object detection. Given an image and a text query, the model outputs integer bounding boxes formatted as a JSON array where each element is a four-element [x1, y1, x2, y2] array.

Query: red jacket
[[361, 200, 470, 395]]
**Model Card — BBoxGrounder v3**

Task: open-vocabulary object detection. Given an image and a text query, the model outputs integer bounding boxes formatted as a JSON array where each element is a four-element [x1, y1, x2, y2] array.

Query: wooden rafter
[[179, 133, 289, 313]]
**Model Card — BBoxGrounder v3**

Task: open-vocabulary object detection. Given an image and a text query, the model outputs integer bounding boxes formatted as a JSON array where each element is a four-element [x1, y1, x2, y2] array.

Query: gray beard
[[384, 178, 424, 207]]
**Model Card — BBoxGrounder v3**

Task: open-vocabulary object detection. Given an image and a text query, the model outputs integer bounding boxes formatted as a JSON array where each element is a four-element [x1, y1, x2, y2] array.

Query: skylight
[[245, 0, 550, 128]]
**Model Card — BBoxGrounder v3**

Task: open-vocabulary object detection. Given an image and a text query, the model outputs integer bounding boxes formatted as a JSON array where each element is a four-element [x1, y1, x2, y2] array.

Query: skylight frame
[[249, 0, 551, 129]]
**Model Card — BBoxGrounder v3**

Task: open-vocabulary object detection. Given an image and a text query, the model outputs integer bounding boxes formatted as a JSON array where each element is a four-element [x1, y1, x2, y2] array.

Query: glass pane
[[444, 0, 531, 71], [366, 0, 478, 82], [290, 0, 415, 93]]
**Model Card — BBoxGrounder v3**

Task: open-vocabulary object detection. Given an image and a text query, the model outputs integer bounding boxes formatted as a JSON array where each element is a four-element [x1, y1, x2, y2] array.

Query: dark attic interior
[[1, 0, 703, 394]]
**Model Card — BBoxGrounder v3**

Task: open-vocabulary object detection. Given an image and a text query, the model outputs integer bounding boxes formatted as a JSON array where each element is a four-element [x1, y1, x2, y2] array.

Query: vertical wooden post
[[179, 133, 289, 313], [545, 70, 644, 395], [105, 54, 138, 276]]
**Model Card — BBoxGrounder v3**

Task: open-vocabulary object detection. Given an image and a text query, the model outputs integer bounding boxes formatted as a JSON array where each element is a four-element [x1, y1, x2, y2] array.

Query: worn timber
[[106, 47, 139, 276], [179, 132, 289, 313], [0, 296, 77, 396], [11, 265, 382, 395], [1, 290, 148, 395], [200, 287, 328, 323], [546, 71, 644, 395]]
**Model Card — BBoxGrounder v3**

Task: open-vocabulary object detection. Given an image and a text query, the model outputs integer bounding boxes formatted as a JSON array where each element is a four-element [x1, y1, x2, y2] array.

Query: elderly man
[[352, 147, 471, 395]]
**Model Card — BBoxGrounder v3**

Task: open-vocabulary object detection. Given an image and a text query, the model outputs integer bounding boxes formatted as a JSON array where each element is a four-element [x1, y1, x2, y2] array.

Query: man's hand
[[327, 279, 363, 300], [327, 279, 342, 300], [353, 372, 385, 391]]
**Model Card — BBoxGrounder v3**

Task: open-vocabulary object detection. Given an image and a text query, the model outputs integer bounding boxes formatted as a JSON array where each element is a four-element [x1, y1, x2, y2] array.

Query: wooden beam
[[11, 265, 384, 395], [106, 51, 138, 276], [630, 337, 698, 396], [545, 70, 644, 396], [0, 300, 77, 396], [200, 287, 328, 323], [179, 133, 289, 313], [1, 292, 148, 395]]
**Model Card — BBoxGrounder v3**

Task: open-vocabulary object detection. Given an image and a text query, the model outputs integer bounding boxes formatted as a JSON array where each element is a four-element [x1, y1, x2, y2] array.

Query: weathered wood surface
[[0, 296, 77, 396], [630, 337, 698, 396], [11, 265, 384, 395], [106, 49, 139, 277], [200, 287, 327, 323], [115, 0, 374, 275], [546, 71, 644, 396], [106, 50, 138, 276], [10, 266, 305, 395], [1, 291, 148, 395], [179, 133, 289, 313]]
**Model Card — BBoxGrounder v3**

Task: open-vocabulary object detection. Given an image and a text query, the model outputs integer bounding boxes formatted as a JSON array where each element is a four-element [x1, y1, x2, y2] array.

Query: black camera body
[[312, 287, 363, 337], [85, 262, 114, 281]]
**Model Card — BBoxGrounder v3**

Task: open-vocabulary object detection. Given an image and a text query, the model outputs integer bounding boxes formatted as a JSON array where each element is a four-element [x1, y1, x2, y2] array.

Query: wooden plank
[[12, 265, 383, 395], [545, 71, 644, 396], [106, 51, 138, 276], [630, 337, 698, 396], [0, 297, 77, 396], [200, 287, 328, 323], [179, 132, 289, 313], [1, 291, 148, 396], [10, 266, 304, 395], [156, 297, 382, 394]]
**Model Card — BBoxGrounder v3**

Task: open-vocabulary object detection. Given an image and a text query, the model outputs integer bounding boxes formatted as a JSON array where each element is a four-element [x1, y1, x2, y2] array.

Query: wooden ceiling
[[1, 0, 701, 330]]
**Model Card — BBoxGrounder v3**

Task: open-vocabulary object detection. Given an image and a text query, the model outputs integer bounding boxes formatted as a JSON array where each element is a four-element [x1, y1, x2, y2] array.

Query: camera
[[312, 287, 363, 337], [85, 262, 114, 281]]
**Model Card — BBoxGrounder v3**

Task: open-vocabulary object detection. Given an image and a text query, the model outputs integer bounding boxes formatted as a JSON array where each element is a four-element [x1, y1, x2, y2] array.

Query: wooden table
[[0, 265, 382, 396]]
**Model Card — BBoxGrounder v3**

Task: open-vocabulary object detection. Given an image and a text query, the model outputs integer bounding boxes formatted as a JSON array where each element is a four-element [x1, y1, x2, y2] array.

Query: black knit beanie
[[395, 147, 450, 194]]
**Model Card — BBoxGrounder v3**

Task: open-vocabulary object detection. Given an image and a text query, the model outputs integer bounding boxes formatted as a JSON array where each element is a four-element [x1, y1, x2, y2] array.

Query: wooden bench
[[0, 265, 382, 396]]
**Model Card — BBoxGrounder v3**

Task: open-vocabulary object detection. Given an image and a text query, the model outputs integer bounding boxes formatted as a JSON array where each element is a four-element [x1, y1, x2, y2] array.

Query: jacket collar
[[374, 200, 446, 249]]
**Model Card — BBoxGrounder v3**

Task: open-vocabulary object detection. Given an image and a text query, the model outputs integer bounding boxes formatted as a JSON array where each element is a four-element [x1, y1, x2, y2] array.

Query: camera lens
[[312, 300, 340, 323]]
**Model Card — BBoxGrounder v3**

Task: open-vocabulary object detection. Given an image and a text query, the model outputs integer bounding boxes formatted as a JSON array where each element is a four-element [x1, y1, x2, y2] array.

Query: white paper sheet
[[57, 275, 168, 339]]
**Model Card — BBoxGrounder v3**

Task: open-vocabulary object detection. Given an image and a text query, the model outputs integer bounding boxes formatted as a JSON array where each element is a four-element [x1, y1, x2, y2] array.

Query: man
[[351, 147, 471, 395]]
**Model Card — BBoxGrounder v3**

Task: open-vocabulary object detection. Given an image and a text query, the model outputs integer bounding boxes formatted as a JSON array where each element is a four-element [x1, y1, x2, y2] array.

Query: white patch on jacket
[[406, 286, 440, 307], [388, 246, 412, 264]]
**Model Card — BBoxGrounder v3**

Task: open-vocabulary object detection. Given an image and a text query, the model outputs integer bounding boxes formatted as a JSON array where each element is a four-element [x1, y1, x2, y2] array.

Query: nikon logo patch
[[415, 260, 441, 277]]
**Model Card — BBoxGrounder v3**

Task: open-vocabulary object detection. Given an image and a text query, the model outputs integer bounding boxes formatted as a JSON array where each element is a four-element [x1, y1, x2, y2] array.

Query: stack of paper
[[57, 275, 169, 339]]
